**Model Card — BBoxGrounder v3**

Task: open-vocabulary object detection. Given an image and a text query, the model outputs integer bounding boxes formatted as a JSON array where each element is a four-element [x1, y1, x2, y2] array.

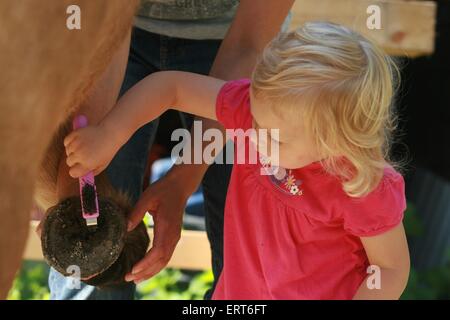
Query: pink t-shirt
[[212, 79, 406, 300]]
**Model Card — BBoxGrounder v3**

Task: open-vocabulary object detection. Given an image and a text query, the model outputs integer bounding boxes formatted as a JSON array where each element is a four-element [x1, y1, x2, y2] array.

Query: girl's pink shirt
[[212, 79, 406, 300]]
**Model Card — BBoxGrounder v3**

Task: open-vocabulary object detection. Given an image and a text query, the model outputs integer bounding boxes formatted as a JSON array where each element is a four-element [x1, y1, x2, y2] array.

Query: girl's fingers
[[64, 138, 81, 157], [68, 164, 89, 178], [66, 153, 79, 167], [64, 141, 74, 156], [93, 167, 104, 176], [63, 131, 77, 147]]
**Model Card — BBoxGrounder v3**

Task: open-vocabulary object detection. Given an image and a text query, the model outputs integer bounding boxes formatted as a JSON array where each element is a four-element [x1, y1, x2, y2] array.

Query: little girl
[[64, 22, 410, 299]]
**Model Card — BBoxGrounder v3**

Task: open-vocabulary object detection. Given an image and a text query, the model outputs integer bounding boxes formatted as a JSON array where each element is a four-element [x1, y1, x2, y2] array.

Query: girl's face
[[250, 94, 321, 169]]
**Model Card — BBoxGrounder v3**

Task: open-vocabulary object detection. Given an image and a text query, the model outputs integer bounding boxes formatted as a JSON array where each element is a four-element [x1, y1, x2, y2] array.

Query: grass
[[8, 261, 213, 300]]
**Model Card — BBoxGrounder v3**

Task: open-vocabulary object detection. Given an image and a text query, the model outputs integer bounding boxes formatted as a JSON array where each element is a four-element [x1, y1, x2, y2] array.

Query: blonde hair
[[251, 22, 400, 197]]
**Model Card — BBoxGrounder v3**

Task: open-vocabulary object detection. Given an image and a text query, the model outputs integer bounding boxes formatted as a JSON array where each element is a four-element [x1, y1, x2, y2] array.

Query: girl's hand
[[63, 122, 117, 178]]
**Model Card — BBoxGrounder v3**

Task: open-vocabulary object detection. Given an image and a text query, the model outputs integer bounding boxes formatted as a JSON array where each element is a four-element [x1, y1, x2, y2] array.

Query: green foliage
[[402, 204, 423, 238], [8, 261, 50, 300], [136, 269, 214, 300], [402, 262, 450, 299], [401, 203, 450, 300], [8, 262, 213, 300]]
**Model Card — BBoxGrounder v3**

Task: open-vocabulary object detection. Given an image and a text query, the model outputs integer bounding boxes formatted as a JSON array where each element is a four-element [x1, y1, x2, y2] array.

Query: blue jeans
[[49, 28, 231, 300]]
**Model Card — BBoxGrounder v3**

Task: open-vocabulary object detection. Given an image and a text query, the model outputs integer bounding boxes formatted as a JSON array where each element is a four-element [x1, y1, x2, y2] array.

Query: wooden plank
[[290, 0, 437, 57], [25, 221, 211, 270], [23, 222, 45, 261]]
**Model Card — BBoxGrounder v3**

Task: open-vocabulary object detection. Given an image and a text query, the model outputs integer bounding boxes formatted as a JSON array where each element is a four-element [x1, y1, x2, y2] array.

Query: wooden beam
[[290, 0, 437, 57], [25, 221, 211, 270]]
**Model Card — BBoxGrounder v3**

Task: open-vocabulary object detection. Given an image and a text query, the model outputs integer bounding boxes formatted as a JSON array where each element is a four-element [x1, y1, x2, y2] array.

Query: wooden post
[[290, 0, 437, 57]]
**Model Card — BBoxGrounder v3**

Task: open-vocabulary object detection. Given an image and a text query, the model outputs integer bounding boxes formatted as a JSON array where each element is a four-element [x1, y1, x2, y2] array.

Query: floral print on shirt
[[259, 154, 304, 196]]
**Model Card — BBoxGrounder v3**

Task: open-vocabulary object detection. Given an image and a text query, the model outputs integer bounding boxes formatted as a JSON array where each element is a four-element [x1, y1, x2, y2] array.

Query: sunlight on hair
[[251, 22, 400, 197]]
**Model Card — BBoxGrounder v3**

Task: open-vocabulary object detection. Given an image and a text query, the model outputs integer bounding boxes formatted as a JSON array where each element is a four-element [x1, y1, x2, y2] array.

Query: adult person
[[50, 0, 294, 300]]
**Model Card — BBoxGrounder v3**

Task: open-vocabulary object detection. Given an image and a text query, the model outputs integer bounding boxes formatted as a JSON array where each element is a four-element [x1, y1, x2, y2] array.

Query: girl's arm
[[64, 71, 225, 178], [104, 71, 225, 145], [353, 223, 410, 300]]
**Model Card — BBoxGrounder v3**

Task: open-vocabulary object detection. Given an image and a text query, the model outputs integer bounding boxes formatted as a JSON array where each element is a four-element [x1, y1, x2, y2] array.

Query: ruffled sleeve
[[342, 168, 406, 237], [215, 79, 252, 130]]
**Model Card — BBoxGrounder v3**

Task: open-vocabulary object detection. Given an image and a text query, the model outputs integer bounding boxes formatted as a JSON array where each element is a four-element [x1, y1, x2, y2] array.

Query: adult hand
[[125, 166, 198, 283]]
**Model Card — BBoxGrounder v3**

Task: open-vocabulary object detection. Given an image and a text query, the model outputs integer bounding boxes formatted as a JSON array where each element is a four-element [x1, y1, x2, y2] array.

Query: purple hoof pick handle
[[72, 115, 100, 227]]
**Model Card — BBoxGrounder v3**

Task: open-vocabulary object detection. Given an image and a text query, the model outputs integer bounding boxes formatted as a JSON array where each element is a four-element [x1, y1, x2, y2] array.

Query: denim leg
[[49, 270, 137, 300], [49, 28, 160, 300], [49, 270, 94, 300], [160, 36, 229, 299]]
